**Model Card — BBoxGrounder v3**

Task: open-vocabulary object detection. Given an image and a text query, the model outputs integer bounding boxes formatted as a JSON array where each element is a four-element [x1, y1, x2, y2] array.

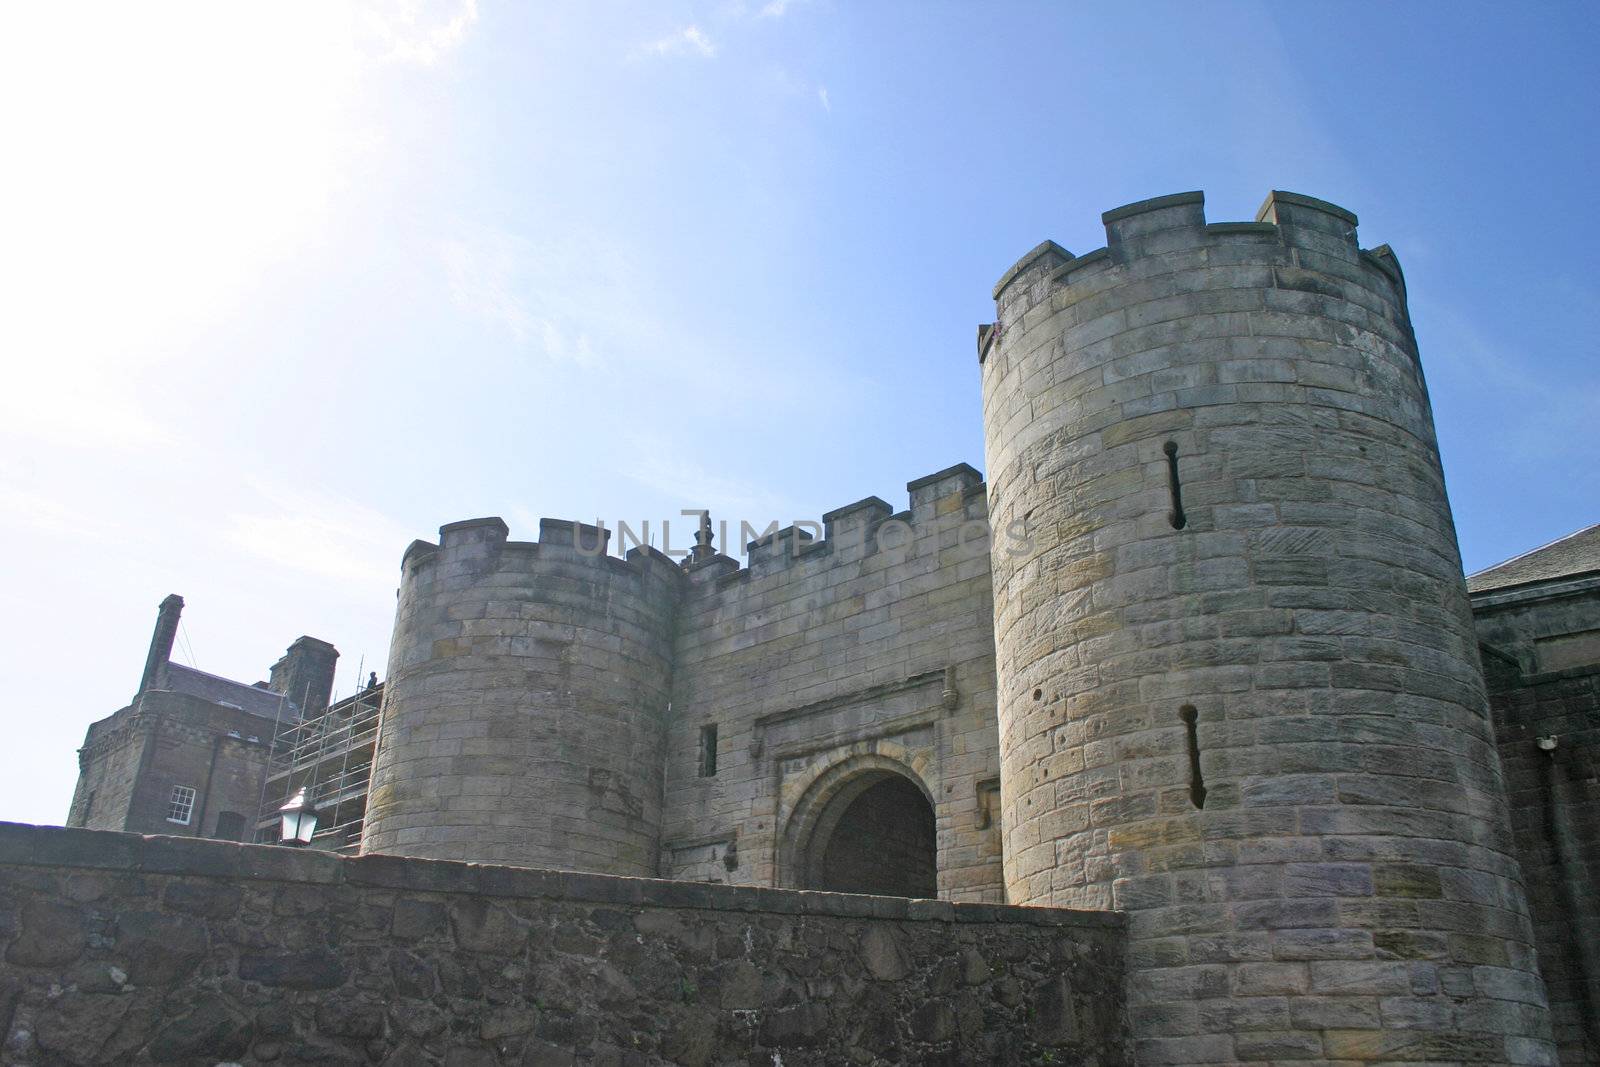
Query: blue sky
[[1, 1, 1595, 826]]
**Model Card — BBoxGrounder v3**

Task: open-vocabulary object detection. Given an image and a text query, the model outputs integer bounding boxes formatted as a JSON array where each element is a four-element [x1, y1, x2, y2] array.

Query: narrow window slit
[[698, 724, 718, 778], [1163, 441, 1187, 530], [1179, 704, 1206, 809]]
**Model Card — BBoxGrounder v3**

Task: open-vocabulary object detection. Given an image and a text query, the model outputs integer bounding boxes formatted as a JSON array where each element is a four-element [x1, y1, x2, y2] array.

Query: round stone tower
[[361, 516, 681, 875], [982, 192, 1553, 1062]]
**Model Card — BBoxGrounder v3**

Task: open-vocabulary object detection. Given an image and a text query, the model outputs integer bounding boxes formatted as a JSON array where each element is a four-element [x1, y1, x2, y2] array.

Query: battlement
[[689, 463, 989, 599], [985, 189, 1406, 362], [399, 515, 684, 589]]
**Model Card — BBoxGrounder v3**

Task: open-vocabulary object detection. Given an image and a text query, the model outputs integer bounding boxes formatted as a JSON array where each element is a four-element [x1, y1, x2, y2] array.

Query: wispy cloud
[[226, 482, 415, 592], [360, 0, 480, 66], [622, 437, 806, 529], [1428, 305, 1599, 461], [440, 231, 536, 343], [0, 374, 175, 452], [641, 25, 717, 59], [438, 228, 607, 367], [759, 0, 807, 17], [817, 86, 830, 111], [0, 481, 124, 542]]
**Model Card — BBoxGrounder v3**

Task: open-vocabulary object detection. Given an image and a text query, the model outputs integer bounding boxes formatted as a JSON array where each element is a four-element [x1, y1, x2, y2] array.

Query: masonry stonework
[[63, 189, 1600, 1065], [0, 823, 1130, 1066], [980, 192, 1553, 1062], [1473, 561, 1600, 1063], [69, 594, 337, 845], [363, 518, 681, 875], [663, 464, 1004, 901]]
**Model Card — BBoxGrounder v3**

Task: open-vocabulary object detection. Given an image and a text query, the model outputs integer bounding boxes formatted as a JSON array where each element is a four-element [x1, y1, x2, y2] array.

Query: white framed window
[[167, 785, 196, 825]]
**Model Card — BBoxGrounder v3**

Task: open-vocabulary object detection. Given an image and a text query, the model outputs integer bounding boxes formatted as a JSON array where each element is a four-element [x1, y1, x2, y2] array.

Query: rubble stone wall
[[0, 823, 1130, 1066]]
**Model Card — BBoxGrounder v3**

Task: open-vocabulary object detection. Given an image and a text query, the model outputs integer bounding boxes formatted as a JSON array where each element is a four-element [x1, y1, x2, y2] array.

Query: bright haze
[[1, 2, 1595, 825]]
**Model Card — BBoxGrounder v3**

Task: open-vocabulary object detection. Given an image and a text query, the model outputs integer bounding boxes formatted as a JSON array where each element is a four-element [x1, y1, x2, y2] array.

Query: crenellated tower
[[361, 516, 682, 875], [981, 192, 1554, 1062]]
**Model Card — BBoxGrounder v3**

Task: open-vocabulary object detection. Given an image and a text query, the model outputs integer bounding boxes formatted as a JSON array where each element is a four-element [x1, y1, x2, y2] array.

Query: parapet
[[908, 462, 982, 512], [399, 515, 685, 592], [688, 463, 990, 598], [985, 189, 1404, 360], [538, 517, 610, 556]]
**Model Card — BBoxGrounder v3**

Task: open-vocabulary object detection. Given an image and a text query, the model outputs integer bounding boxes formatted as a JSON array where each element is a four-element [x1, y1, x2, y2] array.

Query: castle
[[57, 190, 1599, 1065]]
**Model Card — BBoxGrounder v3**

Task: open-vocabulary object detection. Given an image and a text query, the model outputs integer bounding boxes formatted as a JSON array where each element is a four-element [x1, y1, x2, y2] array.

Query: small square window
[[167, 785, 196, 825], [698, 724, 718, 778]]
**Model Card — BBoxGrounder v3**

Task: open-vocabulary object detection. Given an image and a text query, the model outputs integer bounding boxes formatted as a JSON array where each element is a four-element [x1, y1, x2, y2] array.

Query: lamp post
[[278, 787, 320, 847]]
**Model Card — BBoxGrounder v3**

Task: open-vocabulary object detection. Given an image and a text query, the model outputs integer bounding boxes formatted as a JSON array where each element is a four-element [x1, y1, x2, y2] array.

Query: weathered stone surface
[[238, 949, 348, 989], [759, 1001, 830, 1047], [392, 897, 447, 941], [161, 878, 243, 919], [0, 825, 1129, 1065], [5, 898, 85, 966], [32, 990, 134, 1065], [859, 924, 911, 980], [116, 909, 208, 985], [147, 993, 252, 1062], [315, 995, 386, 1040], [1474, 573, 1600, 1067], [982, 191, 1555, 1062]]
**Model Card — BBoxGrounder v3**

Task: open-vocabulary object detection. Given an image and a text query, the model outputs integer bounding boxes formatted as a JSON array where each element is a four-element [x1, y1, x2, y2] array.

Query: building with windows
[[66, 594, 340, 842]]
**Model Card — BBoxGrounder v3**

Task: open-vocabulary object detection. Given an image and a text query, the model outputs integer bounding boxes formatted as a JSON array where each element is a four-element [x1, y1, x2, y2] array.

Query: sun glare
[[0, 2, 474, 447]]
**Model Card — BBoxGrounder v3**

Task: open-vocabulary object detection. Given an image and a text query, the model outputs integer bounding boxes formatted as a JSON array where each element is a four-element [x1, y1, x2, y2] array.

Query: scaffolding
[[253, 682, 382, 853]]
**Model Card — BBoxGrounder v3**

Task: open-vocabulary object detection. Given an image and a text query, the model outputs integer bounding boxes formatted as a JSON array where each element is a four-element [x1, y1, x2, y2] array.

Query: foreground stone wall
[[0, 823, 1129, 1066]]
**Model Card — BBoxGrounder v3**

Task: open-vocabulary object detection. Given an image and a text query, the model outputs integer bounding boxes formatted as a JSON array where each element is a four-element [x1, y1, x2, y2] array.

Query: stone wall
[[663, 465, 1006, 901], [979, 191, 1554, 1063], [363, 518, 682, 876], [69, 693, 272, 840], [1476, 582, 1600, 1063], [0, 823, 1129, 1066], [1475, 581, 1600, 680], [1487, 664, 1600, 1064], [364, 465, 1007, 903]]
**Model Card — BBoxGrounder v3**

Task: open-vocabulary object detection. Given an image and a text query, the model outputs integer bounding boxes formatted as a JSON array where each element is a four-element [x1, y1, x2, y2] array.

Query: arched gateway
[[779, 754, 937, 898]]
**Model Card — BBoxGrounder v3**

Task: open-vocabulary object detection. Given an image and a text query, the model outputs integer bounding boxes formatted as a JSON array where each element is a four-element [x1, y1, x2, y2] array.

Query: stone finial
[[690, 510, 716, 562]]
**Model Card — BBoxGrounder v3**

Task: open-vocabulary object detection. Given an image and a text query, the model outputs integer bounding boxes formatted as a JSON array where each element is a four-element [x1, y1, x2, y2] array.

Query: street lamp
[[278, 788, 320, 846]]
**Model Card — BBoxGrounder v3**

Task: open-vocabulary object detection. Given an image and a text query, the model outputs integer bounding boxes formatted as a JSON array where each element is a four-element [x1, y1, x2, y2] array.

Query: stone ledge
[[1256, 188, 1358, 227], [1100, 190, 1205, 225], [0, 822, 1124, 929], [992, 239, 1073, 300]]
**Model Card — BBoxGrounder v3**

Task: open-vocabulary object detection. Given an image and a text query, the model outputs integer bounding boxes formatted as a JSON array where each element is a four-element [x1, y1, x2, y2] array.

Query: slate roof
[[164, 662, 295, 719], [1467, 523, 1600, 595]]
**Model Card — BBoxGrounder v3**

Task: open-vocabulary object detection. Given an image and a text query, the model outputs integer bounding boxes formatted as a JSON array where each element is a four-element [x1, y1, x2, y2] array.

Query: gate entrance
[[802, 771, 936, 898]]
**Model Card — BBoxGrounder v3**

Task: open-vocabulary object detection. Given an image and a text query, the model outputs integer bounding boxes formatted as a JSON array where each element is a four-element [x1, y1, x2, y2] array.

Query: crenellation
[[41, 186, 1558, 1064], [538, 515, 608, 552], [981, 189, 1560, 1063], [907, 461, 983, 512], [991, 238, 1073, 302]]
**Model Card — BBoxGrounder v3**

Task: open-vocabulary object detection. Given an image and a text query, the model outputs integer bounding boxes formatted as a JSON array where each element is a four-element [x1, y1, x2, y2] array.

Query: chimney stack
[[138, 594, 184, 695], [268, 636, 339, 718]]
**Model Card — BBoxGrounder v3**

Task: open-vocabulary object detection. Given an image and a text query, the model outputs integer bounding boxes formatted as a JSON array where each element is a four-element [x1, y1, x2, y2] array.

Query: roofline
[[162, 662, 296, 712], [1467, 522, 1600, 583], [1468, 571, 1600, 611]]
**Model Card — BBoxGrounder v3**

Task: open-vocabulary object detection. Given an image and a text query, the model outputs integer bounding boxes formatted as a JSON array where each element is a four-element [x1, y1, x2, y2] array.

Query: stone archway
[[780, 755, 938, 898]]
